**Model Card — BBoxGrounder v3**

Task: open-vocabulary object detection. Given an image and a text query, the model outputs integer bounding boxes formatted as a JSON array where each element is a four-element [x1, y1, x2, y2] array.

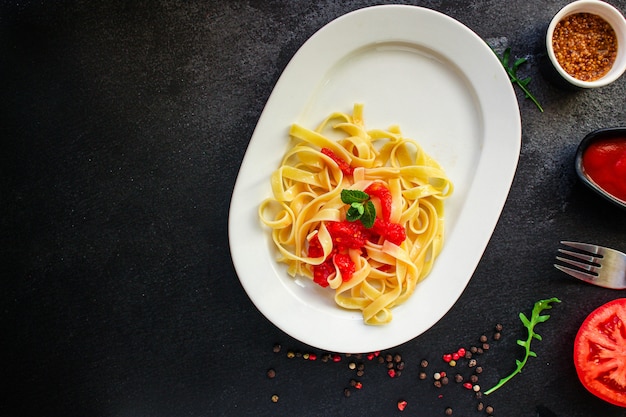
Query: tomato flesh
[[321, 147, 353, 176], [574, 298, 626, 407]]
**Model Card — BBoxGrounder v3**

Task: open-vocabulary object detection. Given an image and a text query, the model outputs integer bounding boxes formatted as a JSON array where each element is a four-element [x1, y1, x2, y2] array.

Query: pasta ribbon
[[259, 104, 453, 325]]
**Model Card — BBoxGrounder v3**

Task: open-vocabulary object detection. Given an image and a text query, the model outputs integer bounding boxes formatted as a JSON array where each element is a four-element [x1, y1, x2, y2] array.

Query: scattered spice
[[397, 400, 408, 411], [267, 320, 507, 413]]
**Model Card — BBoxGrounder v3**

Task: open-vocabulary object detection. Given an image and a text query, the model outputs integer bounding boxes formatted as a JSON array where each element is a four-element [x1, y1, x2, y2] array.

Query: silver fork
[[554, 241, 626, 289]]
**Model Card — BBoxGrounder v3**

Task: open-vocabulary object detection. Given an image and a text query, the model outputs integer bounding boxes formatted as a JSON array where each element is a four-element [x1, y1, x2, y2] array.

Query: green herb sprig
[[493, 47, 544, 113], [484, 297, 561, 395], [341, 189, 375, 228]]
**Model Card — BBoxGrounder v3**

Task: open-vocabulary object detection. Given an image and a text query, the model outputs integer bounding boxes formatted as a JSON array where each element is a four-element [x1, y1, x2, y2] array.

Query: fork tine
[[560, 241, 603, 255], [555, 255, 600, 274], [557, 248, 601, 264], [554, 264, 599, 285]]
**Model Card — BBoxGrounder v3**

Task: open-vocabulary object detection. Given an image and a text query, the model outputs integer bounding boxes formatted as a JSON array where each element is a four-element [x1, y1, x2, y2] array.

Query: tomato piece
[[333, 253, 355, 282], [364, 182, 393, 221], [307, 234, 324, 258], [321, 147, 353, 176], [372, 218, 406, 246], [313, 260, 333, 287], [574, 298, 626, 407], [326, 221, 370, 251]]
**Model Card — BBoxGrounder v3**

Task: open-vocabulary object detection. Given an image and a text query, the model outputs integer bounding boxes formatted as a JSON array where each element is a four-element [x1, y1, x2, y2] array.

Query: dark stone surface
[[2, 1, 625, 416]]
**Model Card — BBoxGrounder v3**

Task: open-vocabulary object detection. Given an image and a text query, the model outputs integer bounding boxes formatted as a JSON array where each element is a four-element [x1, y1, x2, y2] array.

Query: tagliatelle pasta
[[259, 104, 453, 325]]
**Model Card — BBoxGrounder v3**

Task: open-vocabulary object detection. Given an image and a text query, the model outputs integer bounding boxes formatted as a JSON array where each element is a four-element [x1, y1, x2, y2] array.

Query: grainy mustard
[[552, 12, 618, 81]]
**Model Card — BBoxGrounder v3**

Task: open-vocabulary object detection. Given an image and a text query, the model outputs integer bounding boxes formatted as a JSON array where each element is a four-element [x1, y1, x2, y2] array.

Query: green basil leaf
[[360, 200, 376, 229], [341, 189, 369, 204], [346, 205, 363, 222]]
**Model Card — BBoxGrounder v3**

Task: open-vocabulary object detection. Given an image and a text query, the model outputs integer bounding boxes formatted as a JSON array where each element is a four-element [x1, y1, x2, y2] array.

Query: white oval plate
[[228, 5, 520, 353]]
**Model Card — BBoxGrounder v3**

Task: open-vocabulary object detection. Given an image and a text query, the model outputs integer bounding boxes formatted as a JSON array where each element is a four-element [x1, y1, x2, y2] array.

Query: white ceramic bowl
[[546, 0, 626, 88]]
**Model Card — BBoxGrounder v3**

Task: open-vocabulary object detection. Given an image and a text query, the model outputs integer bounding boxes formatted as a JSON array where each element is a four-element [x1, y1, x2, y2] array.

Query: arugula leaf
[[484, 297, 561, 395], [341, 189, 376, 228], [492, 47, 544, 113]]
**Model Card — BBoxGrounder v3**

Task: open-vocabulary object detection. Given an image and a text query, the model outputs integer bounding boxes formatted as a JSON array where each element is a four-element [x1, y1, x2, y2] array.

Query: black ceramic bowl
[[575, 127, 626, 210]]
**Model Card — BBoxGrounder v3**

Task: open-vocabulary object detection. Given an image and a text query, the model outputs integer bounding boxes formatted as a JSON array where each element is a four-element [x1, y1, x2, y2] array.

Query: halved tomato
[[574, 298, 626, 407]]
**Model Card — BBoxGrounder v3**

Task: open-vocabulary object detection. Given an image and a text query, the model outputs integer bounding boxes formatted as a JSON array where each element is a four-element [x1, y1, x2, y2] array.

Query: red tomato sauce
[[581, 137, 626, 202]]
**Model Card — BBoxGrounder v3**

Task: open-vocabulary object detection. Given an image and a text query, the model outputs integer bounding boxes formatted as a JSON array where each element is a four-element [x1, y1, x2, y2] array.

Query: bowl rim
[[546, 0, 626, 88], [575, 127, 626, 209]]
